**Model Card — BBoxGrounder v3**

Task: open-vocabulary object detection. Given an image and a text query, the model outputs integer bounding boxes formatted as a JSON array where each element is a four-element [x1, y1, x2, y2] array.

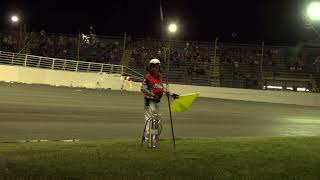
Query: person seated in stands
[[289, 62, 296, 72], [314, 56, 320, 73]]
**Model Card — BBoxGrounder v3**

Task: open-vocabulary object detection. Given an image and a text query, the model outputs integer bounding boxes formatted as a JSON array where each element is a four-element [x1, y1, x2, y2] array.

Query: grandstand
[[1, 30, 319, 92]]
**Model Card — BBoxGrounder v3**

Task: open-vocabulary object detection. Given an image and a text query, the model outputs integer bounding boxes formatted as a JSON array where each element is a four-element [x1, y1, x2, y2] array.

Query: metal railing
[[122, 66, 144, 82], [0, 51, 124, 74]]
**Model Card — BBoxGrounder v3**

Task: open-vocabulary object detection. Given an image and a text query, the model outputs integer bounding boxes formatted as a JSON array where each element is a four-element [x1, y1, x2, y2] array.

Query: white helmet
[[149, 58, 161, 65], [148, 58, 161, 72]]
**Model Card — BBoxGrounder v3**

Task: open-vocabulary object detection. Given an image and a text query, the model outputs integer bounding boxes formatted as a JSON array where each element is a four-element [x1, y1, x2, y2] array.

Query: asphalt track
[[0, 82, 319, 141]]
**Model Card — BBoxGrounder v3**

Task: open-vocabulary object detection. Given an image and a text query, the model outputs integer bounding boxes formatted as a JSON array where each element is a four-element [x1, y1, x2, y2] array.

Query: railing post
[[37, 57, 41, 68], [51, 58, 55, 69], [121, 65, 124, 74], [110, 65, 113, 74], [260, 41, 264, 74], [24, 54, 27, 67], [100, 63, 104, 72], [76, 61, 79, 72], [87, 62, 91, 72], [260, 41, 265, 89], [63, 60, 66, 70], [11, 53, 15, 64]]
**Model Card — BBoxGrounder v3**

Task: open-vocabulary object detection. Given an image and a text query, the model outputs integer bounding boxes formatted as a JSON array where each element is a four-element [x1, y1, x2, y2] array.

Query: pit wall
[[123, 77, 320, 107], [1, 65, 319, 107], [0, 65, 122, 89]]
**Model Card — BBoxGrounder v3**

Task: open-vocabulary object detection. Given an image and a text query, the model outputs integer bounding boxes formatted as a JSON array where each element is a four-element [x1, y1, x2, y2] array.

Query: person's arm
[[141, 88, 156, 97], [141, 78, 158, 99]]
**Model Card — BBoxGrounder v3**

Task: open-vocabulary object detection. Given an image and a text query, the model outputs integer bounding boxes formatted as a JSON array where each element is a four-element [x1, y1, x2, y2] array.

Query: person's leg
[[144, 100, 159, 139], [149, 101, 159, 114], [144, 102, 150, 139]]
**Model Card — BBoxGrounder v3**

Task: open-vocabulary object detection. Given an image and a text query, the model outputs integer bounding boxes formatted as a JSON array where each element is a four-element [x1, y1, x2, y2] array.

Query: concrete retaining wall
[[124, 76, 320, 107], [0, 65, 122, 89], [1, 65, 320, 107]]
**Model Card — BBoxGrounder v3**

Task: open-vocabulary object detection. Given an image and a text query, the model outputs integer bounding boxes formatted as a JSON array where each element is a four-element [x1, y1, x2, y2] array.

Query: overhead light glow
[[307, 2, 320, 21], [11, 15, 19, 23], [168, 23, 177, 33]]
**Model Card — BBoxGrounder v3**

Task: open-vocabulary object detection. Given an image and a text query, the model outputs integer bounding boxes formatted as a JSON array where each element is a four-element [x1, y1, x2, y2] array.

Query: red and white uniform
[[141, 72, 164, 101], [141, 72, 164, 136]]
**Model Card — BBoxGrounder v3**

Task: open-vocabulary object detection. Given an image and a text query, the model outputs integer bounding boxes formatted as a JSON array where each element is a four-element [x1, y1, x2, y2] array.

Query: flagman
[[141, 58, 179, 140]]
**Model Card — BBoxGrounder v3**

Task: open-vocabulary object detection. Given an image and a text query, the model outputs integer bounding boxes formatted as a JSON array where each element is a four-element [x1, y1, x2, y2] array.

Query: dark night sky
[[0, 0, 317, 45]]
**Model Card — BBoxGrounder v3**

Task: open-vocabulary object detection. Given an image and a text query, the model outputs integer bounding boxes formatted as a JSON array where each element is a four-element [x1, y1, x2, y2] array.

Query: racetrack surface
[[0, 82, 319, 141]]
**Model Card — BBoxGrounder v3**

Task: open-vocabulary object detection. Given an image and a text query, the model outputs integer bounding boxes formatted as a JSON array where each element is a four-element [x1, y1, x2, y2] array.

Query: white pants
[[144, 100, 159, 135]]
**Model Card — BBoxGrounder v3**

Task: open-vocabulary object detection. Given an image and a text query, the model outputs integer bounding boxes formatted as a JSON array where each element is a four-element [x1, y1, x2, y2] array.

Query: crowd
[[1, 30, 320, 89], [130, 40, 210, 77], [0, 30, 123, 64], [219, 46, 261, 88]]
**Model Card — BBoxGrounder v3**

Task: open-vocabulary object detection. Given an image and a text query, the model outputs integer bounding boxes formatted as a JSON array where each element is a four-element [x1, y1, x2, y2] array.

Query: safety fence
[[0, 50, 124, 74]]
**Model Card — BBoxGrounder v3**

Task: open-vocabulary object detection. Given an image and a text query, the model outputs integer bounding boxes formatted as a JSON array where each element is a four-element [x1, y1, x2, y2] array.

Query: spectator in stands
[[141, 58, 179, 141], [289, 65, 295, 72], [314, 56, 320, 73], [2, 33, 14, 52], [233, 60, 239, 72]]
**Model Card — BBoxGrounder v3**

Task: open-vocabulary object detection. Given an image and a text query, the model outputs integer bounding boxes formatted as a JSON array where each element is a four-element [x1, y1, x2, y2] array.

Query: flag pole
[[166, 36, 176, 149], [160, 0, 176, 149]]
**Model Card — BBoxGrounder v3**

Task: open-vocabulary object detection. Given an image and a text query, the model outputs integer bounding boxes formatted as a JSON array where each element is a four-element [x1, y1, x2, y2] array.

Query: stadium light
[[10, 14, 23, 52], [168, 23, 177, 33], [11, 15, 19, 23], [307, 2, 320, 21]]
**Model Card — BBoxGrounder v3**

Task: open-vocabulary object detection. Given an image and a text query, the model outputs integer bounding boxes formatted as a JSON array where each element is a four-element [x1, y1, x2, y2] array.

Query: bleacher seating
[[1, 30, 320, 92]]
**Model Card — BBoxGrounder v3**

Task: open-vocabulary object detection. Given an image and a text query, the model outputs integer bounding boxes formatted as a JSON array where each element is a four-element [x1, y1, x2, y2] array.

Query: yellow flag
[[170, 93, 200, 112]]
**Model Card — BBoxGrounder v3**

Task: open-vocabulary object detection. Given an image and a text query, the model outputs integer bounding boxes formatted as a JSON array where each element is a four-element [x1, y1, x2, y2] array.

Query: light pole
[[167, 23, 177, 73], [10, 15, 22, 52], [166, 22, 177, 149]]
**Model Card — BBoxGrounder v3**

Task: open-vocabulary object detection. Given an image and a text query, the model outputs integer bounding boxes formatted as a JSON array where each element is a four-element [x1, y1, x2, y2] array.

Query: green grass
[[0, 137, 320, 179]]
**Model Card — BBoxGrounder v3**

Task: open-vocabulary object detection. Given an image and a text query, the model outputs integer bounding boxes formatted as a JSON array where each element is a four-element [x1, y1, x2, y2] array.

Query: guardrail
[[122, 66, 145, 82], [0, 51, 124, 74]]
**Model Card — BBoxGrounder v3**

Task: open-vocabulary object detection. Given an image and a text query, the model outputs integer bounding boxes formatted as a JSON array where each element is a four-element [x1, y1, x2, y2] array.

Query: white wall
[[124, 78, 320, 107], [1, 64, 320, 107], [0, 65, 122, 89]]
